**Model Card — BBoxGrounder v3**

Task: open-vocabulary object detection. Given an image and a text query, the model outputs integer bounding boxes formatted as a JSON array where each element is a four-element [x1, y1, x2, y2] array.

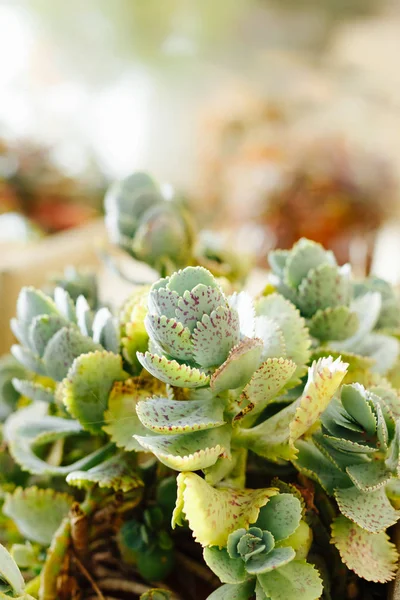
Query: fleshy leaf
[[39, 517, 70, 600], [103, 377, 162, 451], [210, 338, 263, 394], [54, 287, 76, 322], [331, 515, 398, 582], [246, 547, 295, 575], [137, 351, 210, 388], [206, 581, 255, 600], [254, 316, 286, 360], [136, 396, 225, 434], [17, 287, 58, 326], [11, 345, 46, 376], [67, 452, 143, 492], [62, 351, 127, 433], [256, 294, 311, 379], [43, 326, 101, 381], [284, 239, 330, 288], [176, 284, 227, 332], [341, 384, 377, 435], [237, 358, 297, 422], [167, 266, 219, 295], [333, 291, 381, 351], [0, 543, 25, 596], [148, 287, 179, 319], [257, 559, 323, 600], [228, 291, 255, 338], [297, 263, 351, 317], [172, 472, 278, 547], [255, 494, 302, 542], [203, 547, 246, 584], [12, 378, 55, 404], [134, 425, 231, 471], [192, 306, 240, 368], [145, 314, 193, 360], [334, 486, 400, 533], [294, 440, 351, 495], [28, 314, 67, 357], [358, 333, 400, 375], [3, 487, 73, 546], [92, 307, 119, 353], [346, 462, 392, 492], [308, 306, 358, 342]]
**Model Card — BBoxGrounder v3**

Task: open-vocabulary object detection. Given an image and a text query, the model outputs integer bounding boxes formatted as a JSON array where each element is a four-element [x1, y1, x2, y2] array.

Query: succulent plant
[[295, 382, 400, 582], [0, 356, 27, 422], [268, 237, 357, 343], [50, 266, 99, 309], [105, 171, 195, 274]]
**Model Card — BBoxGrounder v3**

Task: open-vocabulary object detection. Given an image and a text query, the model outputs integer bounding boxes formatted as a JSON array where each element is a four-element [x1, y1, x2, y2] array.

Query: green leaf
[[210, 338, 263, 394], [136, 396, 226, 434], [16, 287, 58, 326], [145, 314, 192, 360], [358, 333, 400, 375], [334, 486, 400, 533], [137, 351, 210, 388], [312, 431, 369, 471], [255, 494, 302, 542], [92, 307, 119, 353], [172, 472, 278, 547], [258, 560, 323, 600], [11, 345, 46, 376], [62, 350, 126, 433], [297, 263, 351, 318], [331, 515, 398, 582], [284, 239, 331, 288], [166, 266, 219, 295], [176, 284, 227, 332], [54, 286, 77, 322], [12, 378, 55, 404], [256, 294, 311, 379], [39, 517, 70, 599], [67, 452, 143, 492], [269, 249, 289, 277], [246, 547, 295, 575], [148, 287, 179, 319], [206, 581, 255, 600], [294, 440, 351, 495], [308, 306, 358, 342], [192, 306, 240, 368], [134, 425, 231, 471], [0, 543, 25, 596], [333, 291, 381, 351], [203, 547, 246, 584], [43, 326, 101, 381], [341, 384, 377, 435], [103, 377, 161, 451], [3, 487, 73, 546], [346, 462, 392, 492], [236, 358, 297, 423], [28, 314, 67, 357]]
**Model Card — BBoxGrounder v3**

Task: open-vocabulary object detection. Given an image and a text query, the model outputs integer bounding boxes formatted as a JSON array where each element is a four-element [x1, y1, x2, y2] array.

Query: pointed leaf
[[136, 396, 225, 434], [0, 544, 25, 596], [255, 494, 302, 542], [62, 351, 126, 433], [176, 284, 227, 332], [331, 515, 398, 582], [138, 351, 210, 388], [103, 377, 162, 451], [17, 287, 58, 324], [346, 462, 392, 492], [76, 295, 93, 337], [341, 384, 377, 435], [246, 547, 295, 575], [3, 487, 73, 546], [134, 425, 231, 471], [309, 306, 358, 342], [12, 378, 55, 404], [334, 486, 400, 533], [210, 338, 263, 394], [237, 358, 296, 422], [145, 314, 192, 360], [43, 326, 101, 381], [172, 472, 278, 546], [192, 306, 240, 368], [203, 547, 246, 584], [54, 287, 76, 322], [206, 581, 255, 600], [258, 559, 323, 600], [67, 452, 143, 492]]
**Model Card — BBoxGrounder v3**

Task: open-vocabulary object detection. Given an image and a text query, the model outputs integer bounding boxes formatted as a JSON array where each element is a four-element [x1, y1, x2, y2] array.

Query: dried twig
[[73, 553, 105, 600]]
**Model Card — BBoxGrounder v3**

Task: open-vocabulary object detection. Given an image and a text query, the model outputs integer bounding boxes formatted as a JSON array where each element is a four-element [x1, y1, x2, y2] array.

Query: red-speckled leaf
[[331, 515, 398, 582], [334, 486, 400, 533], [284, 239, 331, 288], [210, 338, 263, 394], [309, 306, 359, 342], [176, 284, 227, 332], [172, 472, 278, 547], [134, 425, 231, 471], [136, 396, 225, 434], [297, 263, 351, 318], [137, 351, 210, 388], [148, 288, 179, 319], [257, 559, 323, 600], [192, 306, 240, 368], [203, 547, 246, 584], [346, 462, 392, 492], [145, 314, 193, 360]]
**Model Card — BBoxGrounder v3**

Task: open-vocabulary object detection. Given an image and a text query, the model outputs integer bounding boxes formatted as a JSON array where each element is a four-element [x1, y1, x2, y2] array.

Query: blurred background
[[2, 0, 400, 352]]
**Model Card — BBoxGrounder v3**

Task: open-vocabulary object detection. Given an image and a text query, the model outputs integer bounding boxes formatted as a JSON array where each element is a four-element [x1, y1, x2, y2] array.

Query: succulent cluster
[[2, 186, 400, 600]]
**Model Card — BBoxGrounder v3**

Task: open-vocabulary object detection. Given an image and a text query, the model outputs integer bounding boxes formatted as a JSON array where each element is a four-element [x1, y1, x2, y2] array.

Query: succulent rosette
[[295, 382, 400, 582]]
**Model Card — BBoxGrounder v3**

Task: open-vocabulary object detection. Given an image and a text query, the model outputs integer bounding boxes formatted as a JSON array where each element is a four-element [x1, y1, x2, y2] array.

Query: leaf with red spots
[[145, 314, 193, 360], [172, 472, 278, 547], [137, 351, 210, 388], [334, 486, 400, 533], [257, 559, 323, 600], [297, 263, 351, 318], [176, 284, 227, 332], [331, 515, 398, 582], [210, 338, 263, 394], [309, 306, 359, 342], [192, 306, 240, 368]]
